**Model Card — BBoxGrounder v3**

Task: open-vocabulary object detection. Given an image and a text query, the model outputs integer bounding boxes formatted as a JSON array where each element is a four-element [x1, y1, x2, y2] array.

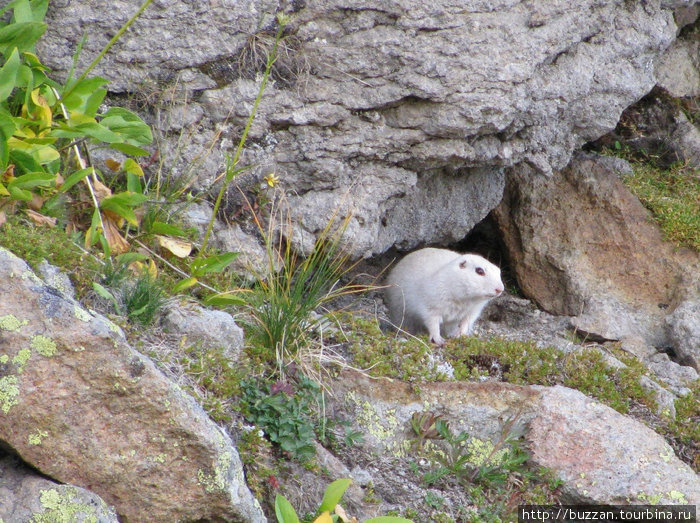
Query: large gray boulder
[[37, 0, 690, 257], [0, 248, 265, 522]]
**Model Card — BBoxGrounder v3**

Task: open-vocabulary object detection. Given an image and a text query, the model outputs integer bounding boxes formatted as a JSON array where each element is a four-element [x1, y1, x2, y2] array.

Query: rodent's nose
[[495, 286, 504, 295]]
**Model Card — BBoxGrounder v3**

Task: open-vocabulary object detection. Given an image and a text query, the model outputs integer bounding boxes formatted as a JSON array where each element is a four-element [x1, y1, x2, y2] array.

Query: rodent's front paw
[[430, 335, 446, 346]]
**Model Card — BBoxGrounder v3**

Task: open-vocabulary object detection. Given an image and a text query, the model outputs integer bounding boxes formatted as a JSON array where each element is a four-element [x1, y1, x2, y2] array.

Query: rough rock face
[[331, 370, 700, 507], [0, 453, 119, 523], [493, 152, 700, 345], [0, 248, 265, 522], [666, 301, 700, 370], [38, 0, 687, 257], [161, 300, 245, 361], [529, 385, 699, 505]]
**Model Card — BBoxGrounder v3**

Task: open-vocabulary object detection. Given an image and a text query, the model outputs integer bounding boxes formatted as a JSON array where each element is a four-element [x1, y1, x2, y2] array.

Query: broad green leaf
[[92, 282, 115, 301], [100, 191, 148, 225], [203, 292, 247, 307], [100, 200, 137, 226], [8, 171, 55, 189], [123, 158, 144, 176], [115, 252, 149, 265], [62, 76, 108, 115], [0, 107, 16, 168], [149, 221, 187, 237], [109, 142, 149, 156], [9, 148, 42, 173], [75, 121, 123, 143], [0, 22, 46, 55], [100, 107, 153, 145], [9, 140, 59, 167], [172, 277, 198, 293], [12, 0, 33, 23], [102, 191, 148, 207], [8, 184, 32, 201], [0, 47, 20, 102], [274, 494, 300, 523], [191, 252, 239, 276], [28, 0, 50, 23], [126, 172, 142, 194], [0, 0, 22, 19], [59, 167, 92, 193], [0, 182, 9, 196], [318, 479, 351, 513]]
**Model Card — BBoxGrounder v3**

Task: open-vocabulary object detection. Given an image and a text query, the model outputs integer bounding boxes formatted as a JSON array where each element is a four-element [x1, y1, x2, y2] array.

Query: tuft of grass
[[622, 162, 700, 251], [121, 271, 166, 326], [239, 205, 366, 377]]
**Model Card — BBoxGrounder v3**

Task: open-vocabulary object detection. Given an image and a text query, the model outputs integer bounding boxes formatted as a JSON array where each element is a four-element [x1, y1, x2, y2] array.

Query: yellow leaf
[[156, 235, 192, 258], [29, 88, 53, 132], [312, 512, 332, 523]]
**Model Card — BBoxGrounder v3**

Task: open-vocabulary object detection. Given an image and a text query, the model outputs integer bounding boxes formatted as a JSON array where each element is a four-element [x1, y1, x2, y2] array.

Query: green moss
[[0, 218, 102, 300], [0, 375, 20, 413], [31, 335, 57, 357], [342, 315, 443, 381], [342, 315, 657, 417]]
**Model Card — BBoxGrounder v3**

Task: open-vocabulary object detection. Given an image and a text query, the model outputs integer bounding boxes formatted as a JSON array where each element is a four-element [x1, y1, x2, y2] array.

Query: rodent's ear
[[459, 260, 467, 269]]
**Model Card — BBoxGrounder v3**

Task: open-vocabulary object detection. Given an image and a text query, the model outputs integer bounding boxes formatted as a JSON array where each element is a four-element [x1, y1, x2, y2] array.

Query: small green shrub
[[240, 377, 321, 461], [0, 0, 154, 254]]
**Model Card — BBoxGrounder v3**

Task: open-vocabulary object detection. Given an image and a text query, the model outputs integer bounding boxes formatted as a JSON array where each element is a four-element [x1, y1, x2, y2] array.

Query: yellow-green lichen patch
[[667, 490, 688, 504], [347, 391, 407, 456], [28, 429, 48, 445], [0, 355, 8, 364], [12, 348, 31, 372], [73, 305, 92, 323], [32, 487, 102, 523], [198, 431, 233, 493], [0, 375, 20, 413], [465, 437, 508, 467], [0, 314, 28, 331], [31, 335, 57, 357]]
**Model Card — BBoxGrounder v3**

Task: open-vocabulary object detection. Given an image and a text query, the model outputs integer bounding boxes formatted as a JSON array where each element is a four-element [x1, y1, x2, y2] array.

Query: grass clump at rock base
[[622, 162, 700, 251]]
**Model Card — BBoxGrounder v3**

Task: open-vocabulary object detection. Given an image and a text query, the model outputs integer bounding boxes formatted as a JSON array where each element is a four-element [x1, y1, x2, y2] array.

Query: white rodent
[[384, 248, 504, 345]]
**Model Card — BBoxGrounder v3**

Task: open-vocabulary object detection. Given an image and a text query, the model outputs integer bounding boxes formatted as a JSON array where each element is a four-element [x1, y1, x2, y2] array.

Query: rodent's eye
[[475, 267, 486, 276]]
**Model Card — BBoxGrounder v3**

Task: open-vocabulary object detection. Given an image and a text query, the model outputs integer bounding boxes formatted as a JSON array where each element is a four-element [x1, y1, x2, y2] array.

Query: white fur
[[384, 248, 504, 345]]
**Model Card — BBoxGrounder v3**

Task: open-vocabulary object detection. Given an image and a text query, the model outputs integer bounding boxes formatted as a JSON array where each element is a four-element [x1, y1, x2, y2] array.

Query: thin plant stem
[[198, 16, 288, 259], [63, 0, 155, 101]]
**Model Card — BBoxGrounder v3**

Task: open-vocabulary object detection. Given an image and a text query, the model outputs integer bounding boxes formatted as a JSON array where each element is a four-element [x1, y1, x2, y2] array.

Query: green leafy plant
[[0, 0, 154, 255], [275, 478, 414, 523], [420, 417, 528, 489], [240, 377, 321, 461]]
